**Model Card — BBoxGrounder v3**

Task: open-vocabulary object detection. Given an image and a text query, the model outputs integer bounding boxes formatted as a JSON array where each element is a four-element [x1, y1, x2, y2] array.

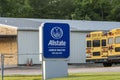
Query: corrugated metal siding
[[69, 32, 89, 63], [18, 31, 41, 64], [17, 30, 89, 64]]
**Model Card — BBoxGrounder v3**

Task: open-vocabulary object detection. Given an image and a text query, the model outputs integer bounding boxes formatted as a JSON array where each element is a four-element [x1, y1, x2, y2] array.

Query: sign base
[[42, 60, 68, 80]]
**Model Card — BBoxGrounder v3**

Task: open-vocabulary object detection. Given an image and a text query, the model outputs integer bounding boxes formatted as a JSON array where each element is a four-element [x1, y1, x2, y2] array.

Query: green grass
[[1, 72, 120, 80], [51, 72, 120, 80], [1, 75, 42, 80]]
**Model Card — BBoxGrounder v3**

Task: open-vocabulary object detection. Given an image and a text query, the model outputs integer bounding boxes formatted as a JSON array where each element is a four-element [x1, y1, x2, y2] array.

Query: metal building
[[29, 19, 120, 63], [0, 18, 41, 65], [0, 17, 120, 64]]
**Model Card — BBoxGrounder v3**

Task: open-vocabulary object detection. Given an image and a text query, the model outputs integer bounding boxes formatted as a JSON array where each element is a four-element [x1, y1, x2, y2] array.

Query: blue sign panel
[[43, 23, 70, 58]]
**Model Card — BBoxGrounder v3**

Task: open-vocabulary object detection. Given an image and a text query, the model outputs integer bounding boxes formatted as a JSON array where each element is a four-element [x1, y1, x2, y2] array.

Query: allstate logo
[[51, 27, 63, 39]]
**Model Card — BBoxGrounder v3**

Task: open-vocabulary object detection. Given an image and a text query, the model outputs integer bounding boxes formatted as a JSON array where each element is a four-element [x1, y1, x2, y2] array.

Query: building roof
[[0, 17, 41, 30], [29, 19, 120, 31], [0, 17, 120, 31]]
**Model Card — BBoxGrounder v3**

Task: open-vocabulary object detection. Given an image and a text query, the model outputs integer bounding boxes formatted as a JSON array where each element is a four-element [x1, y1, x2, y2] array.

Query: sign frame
[[39, 22, 70, 80], [40, 23, 70, 60]]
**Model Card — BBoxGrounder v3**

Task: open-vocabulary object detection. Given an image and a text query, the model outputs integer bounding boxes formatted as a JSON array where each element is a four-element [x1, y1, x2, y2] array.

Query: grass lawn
[[1, 72, 120, 80], [51, 72, 120, 80], [2, 75, 42, 80]]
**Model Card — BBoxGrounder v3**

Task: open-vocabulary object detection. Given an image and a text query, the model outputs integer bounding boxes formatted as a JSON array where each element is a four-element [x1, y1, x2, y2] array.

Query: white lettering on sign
[[48, 40, 66, 46], [48, 49, 66, 52], [52, 52, 62, 54]]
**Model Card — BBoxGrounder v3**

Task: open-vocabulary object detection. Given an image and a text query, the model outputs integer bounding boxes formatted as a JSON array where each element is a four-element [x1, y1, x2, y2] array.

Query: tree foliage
[[0, 0, 120, 21]]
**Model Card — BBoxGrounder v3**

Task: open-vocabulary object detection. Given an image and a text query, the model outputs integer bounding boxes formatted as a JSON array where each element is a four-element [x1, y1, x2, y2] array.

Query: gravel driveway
[[68, 65, 120, 73], [2, 63, 120, 75]]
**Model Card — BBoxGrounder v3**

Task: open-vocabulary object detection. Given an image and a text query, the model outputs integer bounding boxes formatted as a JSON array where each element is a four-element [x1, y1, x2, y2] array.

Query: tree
[[29, 0, 50, 18], [0, 0, 119, 21], [10, 0, 33, 17], [72, 0, 112, 20], [108, 0, 120, 21], [29, 0, 75, 19], [0, 0, 33, 17]]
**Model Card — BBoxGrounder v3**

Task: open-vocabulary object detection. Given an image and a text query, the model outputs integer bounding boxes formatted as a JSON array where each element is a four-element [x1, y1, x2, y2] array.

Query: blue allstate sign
[[43, 23, 70, 58]]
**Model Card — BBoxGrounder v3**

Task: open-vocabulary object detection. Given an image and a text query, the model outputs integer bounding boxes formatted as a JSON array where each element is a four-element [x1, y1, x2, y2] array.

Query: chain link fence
[[0, 53, 42, 66], [0, 53, 42, 80]]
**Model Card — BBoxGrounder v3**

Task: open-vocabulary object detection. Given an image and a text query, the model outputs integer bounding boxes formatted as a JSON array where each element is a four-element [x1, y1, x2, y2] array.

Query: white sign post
[[39, 23, 70, 80]]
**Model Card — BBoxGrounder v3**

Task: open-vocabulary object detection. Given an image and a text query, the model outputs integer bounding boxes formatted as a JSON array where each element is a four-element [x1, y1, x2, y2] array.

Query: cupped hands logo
[[51, 27, 63, 39]]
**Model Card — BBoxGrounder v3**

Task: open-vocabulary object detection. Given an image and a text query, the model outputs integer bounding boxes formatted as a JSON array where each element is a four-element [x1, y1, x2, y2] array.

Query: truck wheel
[[103, 63, 112, 67]]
